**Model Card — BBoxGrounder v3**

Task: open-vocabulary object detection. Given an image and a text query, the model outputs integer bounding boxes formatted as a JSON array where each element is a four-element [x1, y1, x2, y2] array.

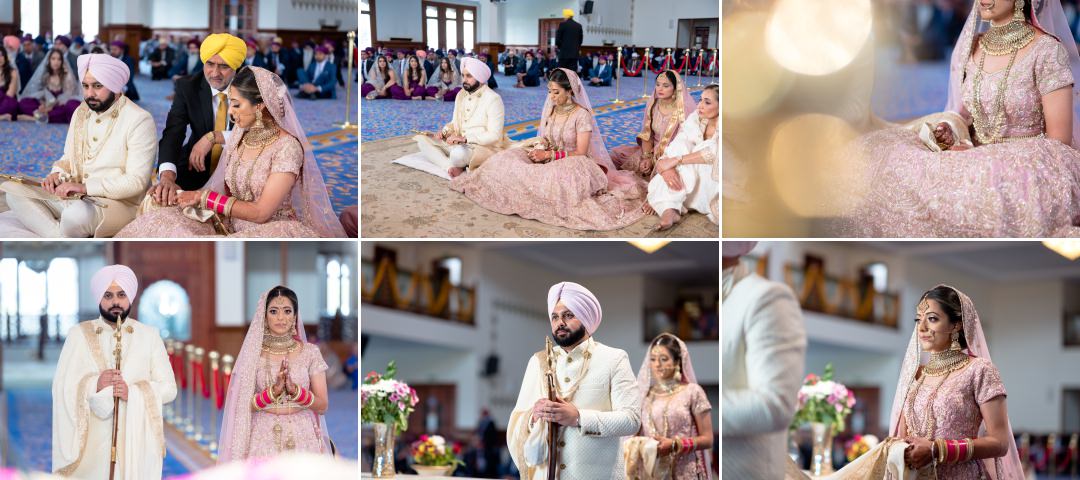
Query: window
[[422, 1, 477, 52], [20, 0, 39, 37], [360, 1, 374, 50], [53, 0, 71, 41], [0, 258, 17, 339], [326, 258, 352, 316], [82, 0, 100, 40], [46, 258, 79, 336]]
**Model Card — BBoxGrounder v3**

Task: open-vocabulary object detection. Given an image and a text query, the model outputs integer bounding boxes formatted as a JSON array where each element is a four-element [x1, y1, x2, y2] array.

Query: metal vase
[[810, 422, 835, 475], [371, 422, 397, 478]]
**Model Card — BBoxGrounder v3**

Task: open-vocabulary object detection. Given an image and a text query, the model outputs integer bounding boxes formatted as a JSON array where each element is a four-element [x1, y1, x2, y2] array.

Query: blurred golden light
[[1043, 240, 1080, 261], [629, 240, 670, 254], [768, 114, 862, 217], [765, 0, 873, 76], [723, 11, 790, 118]]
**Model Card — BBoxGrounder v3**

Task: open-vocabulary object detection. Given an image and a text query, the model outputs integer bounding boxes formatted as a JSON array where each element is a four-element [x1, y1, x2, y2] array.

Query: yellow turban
[[200, 33, 247, 70], [563, 8, 574, 18]]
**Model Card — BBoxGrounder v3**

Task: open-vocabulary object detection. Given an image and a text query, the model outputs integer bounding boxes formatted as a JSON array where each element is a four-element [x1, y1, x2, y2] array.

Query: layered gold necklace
[[972, 19, 1035, 145], [262, 332, 300, 355], [922, 348, 971, 377], [903, 350, 971, 443]]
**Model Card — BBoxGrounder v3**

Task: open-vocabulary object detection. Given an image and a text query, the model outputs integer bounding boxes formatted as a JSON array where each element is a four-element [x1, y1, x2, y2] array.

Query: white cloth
[[158, 84, 232, 177], [52, 317, 177, 480], [647, 111, 719, 223], [722, 263, 807, 480], [3, 97, 157, 237], [507, 337, 641, 480]]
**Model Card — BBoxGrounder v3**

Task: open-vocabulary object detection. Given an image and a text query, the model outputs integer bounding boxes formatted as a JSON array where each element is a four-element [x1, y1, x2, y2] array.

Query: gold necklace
[[923, 349, 971, 376], [971, 47, 1019, 145], [243, 124, 279, 148], [651, 376, 684, 396], [555, 102, 576, 115], [980, 20, 1035, 56], [262, 332, 300, 355]]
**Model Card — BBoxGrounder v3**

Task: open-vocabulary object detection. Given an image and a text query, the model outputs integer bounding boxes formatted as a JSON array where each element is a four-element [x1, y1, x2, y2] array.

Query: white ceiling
[[863, 241, 1080, 282]]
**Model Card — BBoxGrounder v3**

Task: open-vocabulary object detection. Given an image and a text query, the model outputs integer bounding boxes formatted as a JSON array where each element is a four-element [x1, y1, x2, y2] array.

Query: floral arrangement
[[845, 434, 879, 462], [790, 363, 856, 433], [360, 361, 419, 433], [411, 434, 465, 469]]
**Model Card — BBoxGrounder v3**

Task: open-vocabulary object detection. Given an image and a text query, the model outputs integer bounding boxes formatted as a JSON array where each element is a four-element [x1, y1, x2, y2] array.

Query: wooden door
[[406, 384, 457, 441], [694, 26, 710, 50], [539, 19, 563, 54]]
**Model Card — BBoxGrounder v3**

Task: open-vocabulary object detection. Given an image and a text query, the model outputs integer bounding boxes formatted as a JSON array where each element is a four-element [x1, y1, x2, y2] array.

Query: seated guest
[[148, 41, 176, 80], [448, 49, 460, 72], [243, 40, 258, 67], [577, 55, 592, 78], [17, 36, 37, 92], [390, 55, 428, 100], [414, 57, 507, 177], [360, 48, 375, 84], [301, 41, 316, 72], [391, 49, 408, 80], [53, 36, 78, 74], [325, 40, 345, 87], [297, 46, 337, 99], [361, 55, 397, 100], [503, 49, 520, 77], [424, 57, 461, 102], [647, 84, 719, 230], [170, 40, 203, 80], [108, 41, 139, 101], [0, 48, 19, 121], [542, 50, 559, 78], [16, 48, 82, 123], [423, 49, 437, 78], [587, 55, 612, 86], [258, 40, 287, 77], [285, 41, 305, 87], [2, 54, 156, 237], [514, 51, 541, 88], [479, 53, 498, 90], [612, 70, 695, 178]]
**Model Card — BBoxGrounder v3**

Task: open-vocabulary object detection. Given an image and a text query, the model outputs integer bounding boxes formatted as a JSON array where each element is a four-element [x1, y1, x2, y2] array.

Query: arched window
[[325, 257, 353, 316], [46, 258, 79, 336], [20, 1, 40, 36], [82, 0, 101, 41]]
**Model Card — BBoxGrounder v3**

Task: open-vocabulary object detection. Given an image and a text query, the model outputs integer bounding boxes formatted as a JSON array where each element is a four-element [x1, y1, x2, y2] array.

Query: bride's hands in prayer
[[282, 359, 299, 398], [272, 359, 288, 398], [527, 148, 552, 163], [903, 437, 934, 470]]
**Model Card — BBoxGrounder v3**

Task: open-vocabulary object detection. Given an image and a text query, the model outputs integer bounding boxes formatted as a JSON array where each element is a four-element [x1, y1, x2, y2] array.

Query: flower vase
[[371, 422, 397, 478], [810, 422, 835, 476], [413, 465, 455, 476]]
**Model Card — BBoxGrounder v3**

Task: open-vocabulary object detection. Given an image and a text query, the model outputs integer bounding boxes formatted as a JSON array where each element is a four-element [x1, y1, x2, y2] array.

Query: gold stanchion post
[[612, 46, 624, 104], [208, 350, 220, 458], [682, 47, 690, 82], [697, 48, 705, 87], [641, 47, 651, 98], [184, 344, 195, 438], [193, 347, 205, 443], [336, 31, 358, 130]]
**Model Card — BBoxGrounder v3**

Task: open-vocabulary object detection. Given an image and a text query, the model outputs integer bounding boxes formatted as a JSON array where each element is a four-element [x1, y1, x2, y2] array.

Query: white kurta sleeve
[[508, 355, 546, 476], [464, 96, 505, 147], [88, 386, 115, 419], [147, 333, 177, 404], [52, 326, 100, 474], [722, 283, 807, 435], [577, 349, 641, 437], [50, 115, 79, 176], [84, 111, 157, 199]]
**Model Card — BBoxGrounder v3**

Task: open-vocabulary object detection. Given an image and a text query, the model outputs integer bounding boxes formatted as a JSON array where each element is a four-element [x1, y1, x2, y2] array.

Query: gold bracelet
[[203, 131, 215, 145], [200, 189, 210, 210], [222, 196, 237, 217], [965, 438, 974, 462]]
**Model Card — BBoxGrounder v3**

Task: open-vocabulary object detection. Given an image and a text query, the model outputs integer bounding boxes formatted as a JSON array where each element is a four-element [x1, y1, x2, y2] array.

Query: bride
[[787, 285, 1022, 479], [838, 0, 1080, 237]]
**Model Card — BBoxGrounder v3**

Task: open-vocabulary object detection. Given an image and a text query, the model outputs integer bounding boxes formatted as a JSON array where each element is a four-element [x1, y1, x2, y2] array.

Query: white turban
[[460, 57, 491, 85], [77, 53, 130, 94], [547, 282, 602, 335], [722, 241, 758, 258], [91, 265, 139, 303]]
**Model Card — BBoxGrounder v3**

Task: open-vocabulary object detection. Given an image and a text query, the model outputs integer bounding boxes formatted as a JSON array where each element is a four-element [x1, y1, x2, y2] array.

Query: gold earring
[[1014, 0, 1024, 21], [950, 331, 962, 351], [674, 366, 681, 380], [254, 108, 264, 127]]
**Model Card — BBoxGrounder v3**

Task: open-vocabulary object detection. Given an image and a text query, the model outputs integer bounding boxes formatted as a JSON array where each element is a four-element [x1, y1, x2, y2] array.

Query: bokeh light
[[765, 0, 873, 76]]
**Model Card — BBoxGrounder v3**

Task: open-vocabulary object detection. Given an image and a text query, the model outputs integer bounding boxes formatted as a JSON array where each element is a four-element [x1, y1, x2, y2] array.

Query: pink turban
[[91, 265, 139, 303], [547, 282, 602, 335], [460, 57, 490, 84], [3, 35, 19, 52], [77, 54, 130, 94], [722, 241, 757, 258]]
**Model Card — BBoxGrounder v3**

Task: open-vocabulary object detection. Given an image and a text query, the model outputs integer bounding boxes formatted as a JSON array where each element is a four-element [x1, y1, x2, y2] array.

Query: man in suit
[[286, 41, 305, 87], [514, 51, 541, 87], [422, 49, 437, 78], [360, 48, 375, 83], [297, 46, 337, 99], [391, 49, 408, 81], [261, 40, 286, 77], [53, 35, 79, 74], [151, 33, 247, 202], [503, 49, 520, 77], [148, 41, 176, 80], [555, 8, 582, 70], [108, 42, 140, 101], [587, 55, 612, 86], [169, 39, 203, 80]]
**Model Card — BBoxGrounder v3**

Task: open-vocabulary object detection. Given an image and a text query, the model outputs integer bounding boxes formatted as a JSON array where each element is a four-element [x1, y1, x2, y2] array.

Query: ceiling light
[[1043, 240, 1080, 261], [628, 240, 670, 254]]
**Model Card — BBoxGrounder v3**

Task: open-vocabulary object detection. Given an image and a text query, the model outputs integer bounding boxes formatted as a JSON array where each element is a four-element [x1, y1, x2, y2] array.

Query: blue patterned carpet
[[360, 73, 716, 146], [4, 388, 189, 476], [0, 74, 358, 216]]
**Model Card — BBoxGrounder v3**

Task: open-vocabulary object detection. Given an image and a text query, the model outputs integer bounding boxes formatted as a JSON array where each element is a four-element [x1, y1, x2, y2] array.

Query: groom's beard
[[552, 324, 586, 348], [462, 79, 481, 93], [86, 92, 118, 113], [100, 304, 131, 323]]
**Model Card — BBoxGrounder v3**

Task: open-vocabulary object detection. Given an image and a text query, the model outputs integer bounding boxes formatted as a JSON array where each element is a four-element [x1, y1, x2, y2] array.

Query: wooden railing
[[360, 258, 476, 325], [783, 263, 900, 328]]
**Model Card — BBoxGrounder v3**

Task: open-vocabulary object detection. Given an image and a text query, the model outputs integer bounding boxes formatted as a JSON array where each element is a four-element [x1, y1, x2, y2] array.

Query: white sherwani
[[414, 84, 509, 171], [3, 96, 156, 237], [647, 111, 719, 224], [508, 337, 641, 480], [52, 317, 177, 480], [722, 262, 807, 480]]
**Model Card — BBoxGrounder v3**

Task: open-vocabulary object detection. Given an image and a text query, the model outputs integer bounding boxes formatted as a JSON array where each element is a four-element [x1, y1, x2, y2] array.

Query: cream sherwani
[[647, 111, 719, 224], [52, 317, 176, 480], [3, 96, 157, 237], [414, 84, 510, 172], [722, 262, 807, 480], [508, 337, 641, 480]]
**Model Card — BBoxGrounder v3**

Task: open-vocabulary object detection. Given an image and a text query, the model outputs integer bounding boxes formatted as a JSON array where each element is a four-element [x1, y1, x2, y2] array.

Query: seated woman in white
[[647, 84, 719, 230]]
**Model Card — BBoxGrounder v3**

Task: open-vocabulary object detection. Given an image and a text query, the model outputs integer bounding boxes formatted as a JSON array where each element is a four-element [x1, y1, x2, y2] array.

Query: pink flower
[[827, 393, 838, 405], [805, 373, 818, 385], [410, 388, 419, 406], [835, 403, 844, 413], [398, 401, 406, 411], [846, 393, 856, 408], [420, 434, 429, 442], [390, 392, 400, 403]]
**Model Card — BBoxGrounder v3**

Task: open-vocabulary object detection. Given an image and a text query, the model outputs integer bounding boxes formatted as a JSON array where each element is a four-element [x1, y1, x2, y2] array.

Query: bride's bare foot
[[16, 114, 36, 122], [641, 203, 656, 215], [0, 114, 10, 121], [656, 209, 681, 231], [448, 167, 465, 178]]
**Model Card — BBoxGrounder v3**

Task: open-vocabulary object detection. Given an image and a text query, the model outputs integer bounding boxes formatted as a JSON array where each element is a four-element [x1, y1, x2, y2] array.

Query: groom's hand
[[548, 397, 580, 427]]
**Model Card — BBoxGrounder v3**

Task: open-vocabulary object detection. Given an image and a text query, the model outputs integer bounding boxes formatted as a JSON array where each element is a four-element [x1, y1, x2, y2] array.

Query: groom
[[507, 281, 640, 479], [52, 265, 177, 479]]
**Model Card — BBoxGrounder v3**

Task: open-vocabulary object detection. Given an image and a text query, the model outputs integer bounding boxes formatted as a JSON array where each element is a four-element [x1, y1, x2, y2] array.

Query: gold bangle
[[267, 386, 278, 403], [222, 196, 237, 217], [204, 131, 215, 144], [200, 190, 210, 210], [965, 438, 974, 462]]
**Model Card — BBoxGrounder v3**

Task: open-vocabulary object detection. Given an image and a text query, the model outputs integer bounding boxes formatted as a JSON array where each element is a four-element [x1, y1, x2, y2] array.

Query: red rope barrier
[[213, 368, 225, 409], [620, 55, 645, 76]]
